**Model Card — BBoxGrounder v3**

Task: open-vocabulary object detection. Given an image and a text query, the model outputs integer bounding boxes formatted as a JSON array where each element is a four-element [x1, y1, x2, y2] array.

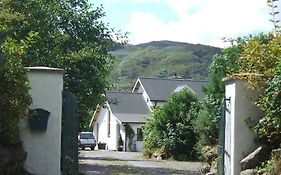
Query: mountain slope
[[110, 40, 222, 90]]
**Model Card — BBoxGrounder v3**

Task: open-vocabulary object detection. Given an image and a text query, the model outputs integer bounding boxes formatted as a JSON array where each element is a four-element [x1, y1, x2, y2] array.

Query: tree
[[234, 33, 281, 89], [0, 1, 37, 173], [1, 0, 126, 130], [193, 0, 281, 171], [194, 31, 281, 149], [0, 0, 40, 147], [193, 41, 241, 151], [143, 89, 200, 160]]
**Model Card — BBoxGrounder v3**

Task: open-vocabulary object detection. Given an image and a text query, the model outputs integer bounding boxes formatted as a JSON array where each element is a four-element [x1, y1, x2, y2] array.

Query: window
[[137, 128, 143, 141], [107, 110, 111, 137], [80, 133, 94, 139]]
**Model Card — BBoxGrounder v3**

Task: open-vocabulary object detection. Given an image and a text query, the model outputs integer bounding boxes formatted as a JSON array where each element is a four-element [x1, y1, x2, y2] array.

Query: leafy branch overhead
[[1, 0, 127, 131]]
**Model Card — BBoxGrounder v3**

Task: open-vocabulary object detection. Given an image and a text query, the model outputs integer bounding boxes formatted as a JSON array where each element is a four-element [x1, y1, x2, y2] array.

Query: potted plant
[[117, 134, 123, 151], [28, 108, 50, 131], [98, 142, 106, 150]]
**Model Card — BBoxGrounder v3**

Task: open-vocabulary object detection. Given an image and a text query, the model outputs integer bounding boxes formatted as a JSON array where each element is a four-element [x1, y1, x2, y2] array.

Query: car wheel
[[82, 147, 85, 150], [90, 146, 95, 150]]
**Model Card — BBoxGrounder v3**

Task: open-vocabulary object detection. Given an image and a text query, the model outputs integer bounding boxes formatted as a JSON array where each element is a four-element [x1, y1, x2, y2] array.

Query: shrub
[[255, 74, 281, 147], [143, 89, 200, 160], [255, 148, 281, 174]]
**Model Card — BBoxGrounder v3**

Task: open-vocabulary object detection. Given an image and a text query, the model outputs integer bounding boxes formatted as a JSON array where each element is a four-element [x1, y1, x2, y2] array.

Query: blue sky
[[89, 0, 280, 47]]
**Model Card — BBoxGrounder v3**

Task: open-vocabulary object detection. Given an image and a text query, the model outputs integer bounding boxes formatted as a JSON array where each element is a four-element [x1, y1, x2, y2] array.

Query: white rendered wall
[[94, 107, 107, 144], [93, 106, 123, 150], [20, 67, 63, 175], [107, 113, 119, 150], [94, 107, 110, 147], [133, 84, 153, 109], [224, 81, 235, 175], [93, 105, 144, 152], [224, 79, 262, 175]]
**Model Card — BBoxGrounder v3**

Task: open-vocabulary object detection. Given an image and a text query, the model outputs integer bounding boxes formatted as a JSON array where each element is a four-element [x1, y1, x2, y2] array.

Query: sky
[[90, 0, 280, 48]]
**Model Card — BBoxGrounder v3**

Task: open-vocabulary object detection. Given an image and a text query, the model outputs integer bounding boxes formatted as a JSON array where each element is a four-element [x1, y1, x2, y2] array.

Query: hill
[[110, 40, 222, 90]]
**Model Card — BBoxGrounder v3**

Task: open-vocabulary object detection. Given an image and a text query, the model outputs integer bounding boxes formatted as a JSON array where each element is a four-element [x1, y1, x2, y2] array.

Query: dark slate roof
[[138, 78, 207, 101], [107, 92, 150, 123]]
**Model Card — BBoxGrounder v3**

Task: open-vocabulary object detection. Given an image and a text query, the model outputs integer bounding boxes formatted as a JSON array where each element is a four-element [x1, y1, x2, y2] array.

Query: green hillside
[[110, 40, 222, 90]]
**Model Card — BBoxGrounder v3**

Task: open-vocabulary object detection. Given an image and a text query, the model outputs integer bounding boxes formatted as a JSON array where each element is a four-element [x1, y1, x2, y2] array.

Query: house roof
[[107, 92, 150, 123], [134, 78, 207, 101]]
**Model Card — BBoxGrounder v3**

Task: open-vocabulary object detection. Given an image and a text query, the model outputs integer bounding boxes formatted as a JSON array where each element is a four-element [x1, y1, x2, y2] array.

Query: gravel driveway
[[79, 149, 206, 175]]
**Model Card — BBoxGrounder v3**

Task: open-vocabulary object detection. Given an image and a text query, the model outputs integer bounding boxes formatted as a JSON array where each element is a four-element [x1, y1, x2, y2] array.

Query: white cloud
[[125, 0, 273, 47]]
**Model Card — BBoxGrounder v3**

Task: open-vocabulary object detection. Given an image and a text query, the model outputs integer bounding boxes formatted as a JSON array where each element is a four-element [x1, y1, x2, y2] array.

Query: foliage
[[0, 54, 32, 146], [1, 0, 126, 131], [226, 4, 281, 147], [110, 41, 222, 90], [255, 158, 275, 175], [201, 145, 218, 165], [0, 0, 38, 147], [143, 89, 200, 160], [124, 124, 135, 151], [203, 33, 281, 149], [233, 33, 281, 89], [194, 0, 281, 169], [193, 43, 241, 153], [229, 0, 281, 90], [254, 74, 281, 147], [194, 97, 220, 149], [255, 148, 281, 175]]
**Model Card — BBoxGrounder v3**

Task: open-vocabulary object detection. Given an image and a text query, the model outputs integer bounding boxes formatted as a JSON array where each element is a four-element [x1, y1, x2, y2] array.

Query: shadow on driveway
[[79, 162, 201, 175], [79, 150, 205, 175]]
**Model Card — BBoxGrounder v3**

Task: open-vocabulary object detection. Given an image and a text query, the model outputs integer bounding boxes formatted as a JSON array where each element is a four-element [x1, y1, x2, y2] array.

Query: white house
[[89, 77, 208, 152], [132, 77, 208, 109], [89, 92, 150, 152]]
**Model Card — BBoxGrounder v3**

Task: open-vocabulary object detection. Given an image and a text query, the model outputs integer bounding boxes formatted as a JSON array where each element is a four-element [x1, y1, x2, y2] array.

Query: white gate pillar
[[20, 67, 64, 175], [223, 78, 262, 175]]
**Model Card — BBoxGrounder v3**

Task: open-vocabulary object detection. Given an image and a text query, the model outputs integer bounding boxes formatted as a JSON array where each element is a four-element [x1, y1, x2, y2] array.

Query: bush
[[255, 74, 281, 147], [193, 96, 221, 151], [0, 40, 32, 146], [255, 148, 281, 174], [143, 89, 200, 160]]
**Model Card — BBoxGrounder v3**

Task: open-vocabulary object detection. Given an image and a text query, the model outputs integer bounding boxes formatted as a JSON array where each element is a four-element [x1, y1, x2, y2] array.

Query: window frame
[[137, 128, 143, 141]]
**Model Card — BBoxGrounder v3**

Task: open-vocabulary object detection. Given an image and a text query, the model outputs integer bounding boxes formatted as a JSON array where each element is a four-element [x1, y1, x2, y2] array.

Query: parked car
[[78, 132, 96, 150]]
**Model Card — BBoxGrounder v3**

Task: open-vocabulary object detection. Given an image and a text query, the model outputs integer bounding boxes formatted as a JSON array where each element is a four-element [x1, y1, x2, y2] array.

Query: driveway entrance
[[79, 150, 206, 175]]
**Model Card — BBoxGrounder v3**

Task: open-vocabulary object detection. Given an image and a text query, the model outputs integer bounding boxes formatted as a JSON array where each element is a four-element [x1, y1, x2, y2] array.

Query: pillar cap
[[26, 66, 64, 73]]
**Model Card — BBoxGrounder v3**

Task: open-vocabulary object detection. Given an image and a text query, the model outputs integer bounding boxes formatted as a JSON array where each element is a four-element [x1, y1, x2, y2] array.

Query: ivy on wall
[[124, 123, 136, 151], [0, 32, 38, 146]]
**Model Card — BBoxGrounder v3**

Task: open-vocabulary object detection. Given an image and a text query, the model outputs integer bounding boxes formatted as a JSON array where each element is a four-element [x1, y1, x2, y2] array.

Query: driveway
[[79, 149, 206, 175]]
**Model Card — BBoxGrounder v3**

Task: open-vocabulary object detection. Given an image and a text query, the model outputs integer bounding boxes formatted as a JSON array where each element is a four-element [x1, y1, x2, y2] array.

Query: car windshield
[[80, 133, 94, 139]]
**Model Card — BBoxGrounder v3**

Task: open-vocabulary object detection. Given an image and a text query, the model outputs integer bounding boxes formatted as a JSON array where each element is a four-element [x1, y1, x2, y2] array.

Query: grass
[[110, 41, 221, 91]]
